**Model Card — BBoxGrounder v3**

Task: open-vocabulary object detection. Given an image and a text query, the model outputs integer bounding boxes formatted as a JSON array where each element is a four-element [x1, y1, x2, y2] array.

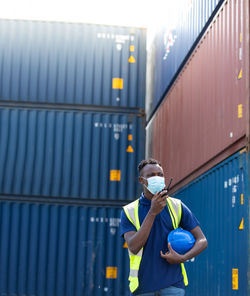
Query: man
[[120, 159, 207, 296]]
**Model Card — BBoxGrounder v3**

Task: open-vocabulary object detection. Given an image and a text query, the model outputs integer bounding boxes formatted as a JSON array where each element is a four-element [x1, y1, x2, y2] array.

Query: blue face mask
[[144, 176, 166, 195]]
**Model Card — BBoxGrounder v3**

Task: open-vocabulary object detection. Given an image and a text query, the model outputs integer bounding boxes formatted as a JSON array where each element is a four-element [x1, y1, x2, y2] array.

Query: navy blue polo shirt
[[120, 193, 199, 295]]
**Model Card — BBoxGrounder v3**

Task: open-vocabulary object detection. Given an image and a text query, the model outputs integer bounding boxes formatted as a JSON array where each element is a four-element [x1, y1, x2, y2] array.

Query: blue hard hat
[[168, 228, 195, 254]]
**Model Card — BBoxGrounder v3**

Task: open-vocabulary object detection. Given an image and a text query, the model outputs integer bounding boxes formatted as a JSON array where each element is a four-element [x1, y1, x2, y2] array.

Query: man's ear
[[139, 176, 147, 186]]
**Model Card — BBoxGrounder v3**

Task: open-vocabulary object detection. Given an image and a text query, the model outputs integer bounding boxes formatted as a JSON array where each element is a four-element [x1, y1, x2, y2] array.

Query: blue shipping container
[[0, 201, 130, 296], [147, 0, 224, 116], [0, 108, 145, 200], [0, 20, 146, 109], [174, 151, 249, 296]]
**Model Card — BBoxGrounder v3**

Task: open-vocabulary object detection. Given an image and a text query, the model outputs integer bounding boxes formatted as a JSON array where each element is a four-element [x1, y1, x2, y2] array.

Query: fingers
[[160, 250, 168, 258], [154, 191, 168, 202], [161, 192, 169, 199], [152, 193, 167, 208], [161, 247, 182, 264], [153, 198, 166, 210], [150, 190, 168, 215], [158, 191, 168, 201], [159, 190, 168, 197], [168, 243, 176, 254], [161, 244, 173, 258], [159, 192, 167, 206], [168, 243, 180, 256]]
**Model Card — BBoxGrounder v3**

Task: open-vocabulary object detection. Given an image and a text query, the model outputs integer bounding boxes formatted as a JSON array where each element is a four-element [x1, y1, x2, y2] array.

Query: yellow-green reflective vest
[[123, 197, 188, 293]]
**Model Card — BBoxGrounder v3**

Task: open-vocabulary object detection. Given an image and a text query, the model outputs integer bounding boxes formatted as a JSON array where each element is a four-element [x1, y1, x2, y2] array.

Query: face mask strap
[[140, 176, 148, 186]]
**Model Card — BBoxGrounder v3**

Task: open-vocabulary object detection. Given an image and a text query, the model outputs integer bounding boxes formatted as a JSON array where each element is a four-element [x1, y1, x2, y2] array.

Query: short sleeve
[[120, 209, 137, 237], [180, 202, 200, 231]]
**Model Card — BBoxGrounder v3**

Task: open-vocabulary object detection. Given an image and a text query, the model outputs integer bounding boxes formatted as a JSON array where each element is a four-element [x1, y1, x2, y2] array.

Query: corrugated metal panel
[[0, 201, 130, 296], [0, 20, 146, 109], [146, 0, 224, 116], [173, 151, 249, 296], [0, 108, 145, 200], [146, 0, 249, 188]]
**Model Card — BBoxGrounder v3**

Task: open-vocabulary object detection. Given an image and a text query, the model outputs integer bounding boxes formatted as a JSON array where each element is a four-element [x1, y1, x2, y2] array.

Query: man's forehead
[[141, 164, 163, 176]]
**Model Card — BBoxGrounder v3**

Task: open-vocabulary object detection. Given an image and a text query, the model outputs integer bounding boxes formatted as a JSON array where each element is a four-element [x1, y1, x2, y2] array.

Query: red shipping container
[[146, 0, 249, 191]]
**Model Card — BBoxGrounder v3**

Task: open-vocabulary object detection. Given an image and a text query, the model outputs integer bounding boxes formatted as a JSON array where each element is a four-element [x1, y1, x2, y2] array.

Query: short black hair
[[138, 159, 162, 175]]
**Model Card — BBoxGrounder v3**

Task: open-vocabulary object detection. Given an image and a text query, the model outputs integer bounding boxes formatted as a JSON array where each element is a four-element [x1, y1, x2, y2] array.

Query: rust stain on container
[[147, 0, 249, 187]]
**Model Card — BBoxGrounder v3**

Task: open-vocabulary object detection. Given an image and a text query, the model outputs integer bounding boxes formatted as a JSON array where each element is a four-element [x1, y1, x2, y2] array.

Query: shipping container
[[146, 0, 249, 190], [146, 0, 224, 116], [0, 200, 130, 296], [0, 107, 145, 200], [173, 150, 250, 296], [0, 20, 146, 109]]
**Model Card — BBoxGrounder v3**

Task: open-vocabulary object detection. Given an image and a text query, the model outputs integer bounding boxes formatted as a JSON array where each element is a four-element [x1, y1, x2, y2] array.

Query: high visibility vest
[[123, 197, 188, 293]]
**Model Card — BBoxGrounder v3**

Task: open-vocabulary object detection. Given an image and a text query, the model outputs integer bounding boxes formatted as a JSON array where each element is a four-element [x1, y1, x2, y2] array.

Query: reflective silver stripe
[[169, 197, 181, 226], [123, 199, 139, 229], [129, 269, 138, 277], [123, 199, 146, 292], [128, 248, 143, 257]]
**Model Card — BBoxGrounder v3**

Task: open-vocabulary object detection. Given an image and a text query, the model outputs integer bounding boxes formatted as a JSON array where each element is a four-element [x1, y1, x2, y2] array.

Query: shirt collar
[[140, 193, 151, 205]]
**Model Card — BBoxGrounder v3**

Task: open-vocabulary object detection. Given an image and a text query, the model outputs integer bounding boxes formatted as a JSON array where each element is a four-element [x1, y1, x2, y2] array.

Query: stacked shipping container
[[174, 151, 249, 295], [0, 202, 130, 296], [0, 108, 145, 200], [146, 0, 249, 295], [146, 0, 225, 117], [0, 20, 146, 108], [147, 0, 249, 191], [0, 20, 146, 295]]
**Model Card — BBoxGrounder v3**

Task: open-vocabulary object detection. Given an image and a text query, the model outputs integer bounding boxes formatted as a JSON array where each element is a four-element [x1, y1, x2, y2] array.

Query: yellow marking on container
[[126, 145, 134, 153], [239, 218, 244, 230], [130, 45, 135, 52], [110, 170, 121, 181], [241, 194, 244, 205], [232, 269, 238, 290], [106, 267, 118, 279], [123, 241, 128, 248], [112, 78, 123, 89], [238, 68, 242, 79], [128, 134, 133, 141], [240, 32, 242, 43], [240, 148, 247, 154], [238, 104, 243, 118], [128, 55, 136, 63]]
